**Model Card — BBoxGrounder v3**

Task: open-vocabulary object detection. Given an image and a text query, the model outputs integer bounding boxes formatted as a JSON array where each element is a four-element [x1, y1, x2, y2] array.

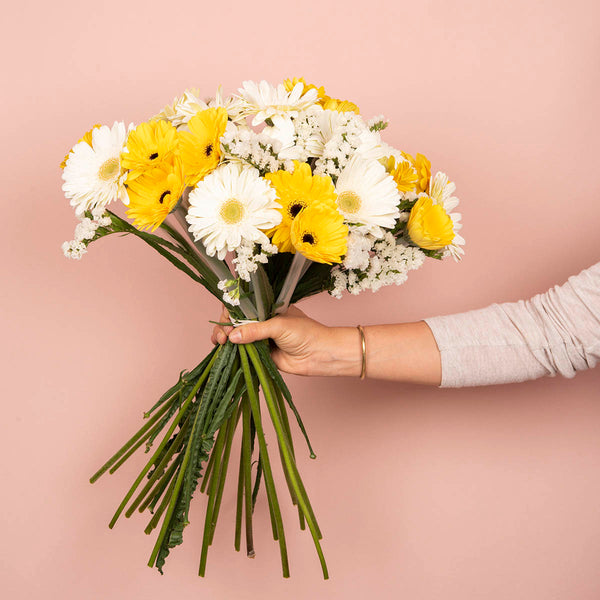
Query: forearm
[[312, 321, 442, 385]]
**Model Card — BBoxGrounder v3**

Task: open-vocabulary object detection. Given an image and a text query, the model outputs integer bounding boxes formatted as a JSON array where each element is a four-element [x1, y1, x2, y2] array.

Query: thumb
[[228, 318, 283, 344]]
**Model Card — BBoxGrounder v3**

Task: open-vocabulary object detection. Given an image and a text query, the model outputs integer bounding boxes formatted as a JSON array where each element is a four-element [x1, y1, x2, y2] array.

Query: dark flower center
[[302, 233, 315, 244], [149, 152, 159, 160], [159, 190, 171, 204], [290, 203, 303, 218], [205, 144, 213, 157]]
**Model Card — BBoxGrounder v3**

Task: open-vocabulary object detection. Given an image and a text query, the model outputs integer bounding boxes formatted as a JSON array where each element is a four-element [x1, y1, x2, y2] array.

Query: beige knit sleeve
[[423, 261, 600, 387]]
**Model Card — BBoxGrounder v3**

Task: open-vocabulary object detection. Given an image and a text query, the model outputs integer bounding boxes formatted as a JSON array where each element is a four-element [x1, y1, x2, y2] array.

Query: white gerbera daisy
[[236, 80, 319, 126], [186, 163, 282, 260], [155, 86, 247, 127], [335, 155, 401, 237], [428, 171, 465, 260], [62, 121, 129, 217]]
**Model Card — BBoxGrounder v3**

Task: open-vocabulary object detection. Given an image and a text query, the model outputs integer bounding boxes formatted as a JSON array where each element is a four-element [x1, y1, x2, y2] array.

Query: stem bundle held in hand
[[61, 77, 464, 577]]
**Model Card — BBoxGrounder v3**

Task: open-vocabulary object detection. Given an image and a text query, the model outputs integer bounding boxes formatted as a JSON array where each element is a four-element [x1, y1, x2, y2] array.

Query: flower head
[[383, 155, 418, 194], [290, 205, 348, 264], [320, 96, 360, 114], [407, 195, 455, 250], [265, 161, 338, 252], [120, 120, 179, 181], [62, 121, 129, 216], [186, 163, 282, 260], [125, 161, 185, 231], [178, 107, 228, 186], [60, 124, 101, 169], [236, 80, 319, 127], [402, 151, 431, 193], [428, 171, 465, 260], [283, 77, 327, 100], [335, 155, 400, 237]]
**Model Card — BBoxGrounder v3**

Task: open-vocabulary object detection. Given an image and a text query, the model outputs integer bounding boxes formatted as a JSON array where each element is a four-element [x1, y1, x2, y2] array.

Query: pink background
[[2, 0, 600, 598]]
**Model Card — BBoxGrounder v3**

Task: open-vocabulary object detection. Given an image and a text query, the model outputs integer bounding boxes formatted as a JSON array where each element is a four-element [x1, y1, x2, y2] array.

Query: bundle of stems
[[89, 205, 329, 578]]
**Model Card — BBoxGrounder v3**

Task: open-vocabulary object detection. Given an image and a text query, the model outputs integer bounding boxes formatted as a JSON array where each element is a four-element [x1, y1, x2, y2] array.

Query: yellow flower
[[61, 124, 101, 168], [407, 196, 455, 250], [283, 77, 327, 100], [402, 151, 431, 193], [384, 156, 418, 193], [264, 161, 338, 252], [121, 120, 179, 181], [178, 107, 228, 186], [290, 205, 348, 264], [125, 160, 185, 231], [283, 78, 360, 114], [320, 96, 360, 114]]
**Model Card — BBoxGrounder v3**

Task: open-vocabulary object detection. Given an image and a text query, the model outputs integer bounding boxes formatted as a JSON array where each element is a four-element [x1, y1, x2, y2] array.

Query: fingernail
[[229, 330, 241, 343]]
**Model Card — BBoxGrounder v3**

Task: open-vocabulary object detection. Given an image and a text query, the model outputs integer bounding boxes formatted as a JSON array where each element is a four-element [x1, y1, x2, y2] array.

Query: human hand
[[211, 305, 362, 377]]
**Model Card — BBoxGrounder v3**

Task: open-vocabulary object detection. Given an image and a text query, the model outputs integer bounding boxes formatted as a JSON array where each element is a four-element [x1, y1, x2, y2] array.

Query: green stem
[[198, 424, 228, 576], [147, 385, 212, 568], [273, 381, 305, 530], [138, 452, 182, 517], [245, 343, 328, 579], [90, 395, 175, 483], [200, 423, 226, 494], [109, 348, 220, 530], [234, 440, 244, 553], [239, 345, 289, 577], [241, 394, 255, 558], [208, 404, 241, 545], [144, 462, 181, 535], [125, 416, 191, 517]]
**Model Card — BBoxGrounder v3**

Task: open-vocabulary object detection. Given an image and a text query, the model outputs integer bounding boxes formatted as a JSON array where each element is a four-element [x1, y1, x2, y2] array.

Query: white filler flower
[[186, 163, 282, 260], [62, 121, 129, 216], [335, 155, 401, 237]]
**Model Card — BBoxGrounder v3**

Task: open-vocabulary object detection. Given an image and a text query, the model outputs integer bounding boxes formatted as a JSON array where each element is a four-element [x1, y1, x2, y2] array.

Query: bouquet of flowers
[[61, 78, 464, 578]]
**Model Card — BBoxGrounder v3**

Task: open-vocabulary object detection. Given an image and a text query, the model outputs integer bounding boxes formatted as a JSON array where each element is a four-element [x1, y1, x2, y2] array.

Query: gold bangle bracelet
[[357, 325, 367, 380]]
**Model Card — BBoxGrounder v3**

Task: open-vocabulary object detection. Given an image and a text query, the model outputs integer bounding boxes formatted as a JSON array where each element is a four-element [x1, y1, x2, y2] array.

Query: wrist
[[311, 326, 363, 377]]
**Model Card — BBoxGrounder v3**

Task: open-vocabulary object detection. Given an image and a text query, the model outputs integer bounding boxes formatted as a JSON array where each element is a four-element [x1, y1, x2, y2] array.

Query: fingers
[[229, 317, 283, 344], [211, 305, 233, 345]]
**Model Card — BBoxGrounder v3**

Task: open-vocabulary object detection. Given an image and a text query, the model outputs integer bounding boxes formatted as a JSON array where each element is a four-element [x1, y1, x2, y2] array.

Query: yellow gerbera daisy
[[385, 156, 418, 193], [402, 151, 431, 193], [178, 107, 228, 186], [121, 120, 179, 181], [320, 96, 360, 114], [290, 205, 348, 264], [60, 124, 101, 169], [283, 77, 327, 100], [125, 161, 185, 231], [264, 161, 338, 252]]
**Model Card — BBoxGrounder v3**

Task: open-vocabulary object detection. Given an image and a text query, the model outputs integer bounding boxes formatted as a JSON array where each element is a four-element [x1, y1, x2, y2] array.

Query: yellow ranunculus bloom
[[407, 196, 455, 250]]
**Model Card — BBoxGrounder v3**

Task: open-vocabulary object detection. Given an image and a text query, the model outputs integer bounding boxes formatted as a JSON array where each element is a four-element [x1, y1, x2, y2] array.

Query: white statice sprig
[[330, 231, 425, 298], [232, 240, 278, 282], [62, 209, 114, 260], [221, 122, 293, 175], [217, 279, 242, 307]]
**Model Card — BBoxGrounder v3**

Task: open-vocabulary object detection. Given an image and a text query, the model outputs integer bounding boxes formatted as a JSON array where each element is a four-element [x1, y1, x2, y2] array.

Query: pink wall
[[2, 0, 600, 598]]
